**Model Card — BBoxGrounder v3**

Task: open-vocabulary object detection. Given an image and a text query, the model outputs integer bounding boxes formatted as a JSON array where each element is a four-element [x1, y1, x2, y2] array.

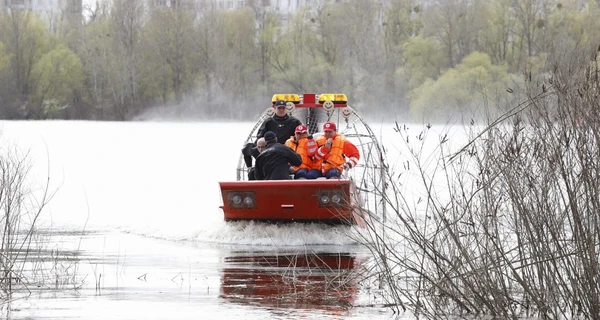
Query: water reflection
[[220, 251, 359, 313]]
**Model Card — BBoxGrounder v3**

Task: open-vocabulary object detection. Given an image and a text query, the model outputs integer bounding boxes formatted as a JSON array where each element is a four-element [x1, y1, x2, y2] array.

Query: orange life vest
[[285, 137, 316, 170], [315, 134, 346, 174]]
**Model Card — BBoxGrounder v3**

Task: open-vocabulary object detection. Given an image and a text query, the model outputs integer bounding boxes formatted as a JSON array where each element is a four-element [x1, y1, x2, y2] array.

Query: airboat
[[218, 93, 387, 227]]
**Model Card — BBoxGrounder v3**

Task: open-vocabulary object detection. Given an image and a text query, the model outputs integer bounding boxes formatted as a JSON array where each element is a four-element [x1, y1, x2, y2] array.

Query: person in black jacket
[[257, 99, 302, 143], [242, 99, 301, 174], [255, 131, 302, 180], [243, 137, 266, 180]]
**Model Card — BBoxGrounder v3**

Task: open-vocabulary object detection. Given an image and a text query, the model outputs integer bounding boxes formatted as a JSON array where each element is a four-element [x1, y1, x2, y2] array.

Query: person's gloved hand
[[342, 162, 353, 170], [325, 138, 333, 149]]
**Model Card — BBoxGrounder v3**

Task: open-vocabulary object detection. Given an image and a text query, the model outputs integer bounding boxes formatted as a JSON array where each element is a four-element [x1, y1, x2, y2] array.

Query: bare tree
[[143, 5, 197, 105], [355, 36, 600, 318], [109, 0, 145, 119], [0, 141, 77, 297], [422, 0, 486, 68], [0, 10, 49, 118], [193, 3, 220, 111], [509, 0, 550, 70]]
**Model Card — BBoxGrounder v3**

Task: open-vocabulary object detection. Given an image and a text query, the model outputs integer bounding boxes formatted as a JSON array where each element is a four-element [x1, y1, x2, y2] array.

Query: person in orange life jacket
[[255, 131, 302, 180], [314, 121, 360, 179], [242, 99, 301, 172], [245, 137, 266, 180], [284, 124, 320, 179]]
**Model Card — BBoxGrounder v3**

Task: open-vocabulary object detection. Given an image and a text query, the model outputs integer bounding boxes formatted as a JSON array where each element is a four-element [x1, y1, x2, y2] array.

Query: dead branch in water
[[354, 42, 600, 318]]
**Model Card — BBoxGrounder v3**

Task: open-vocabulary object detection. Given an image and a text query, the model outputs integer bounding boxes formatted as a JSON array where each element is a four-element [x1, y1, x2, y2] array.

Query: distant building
[[213, 0, 325, 13], [215, 0, 309, 13], [150, 0, 323, 14], [1, 0, 82, 14]]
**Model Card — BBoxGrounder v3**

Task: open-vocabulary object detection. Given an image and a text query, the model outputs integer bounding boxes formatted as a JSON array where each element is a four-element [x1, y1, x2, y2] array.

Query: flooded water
[[0, 120, 429, 319], [7, 230, 380, 319]]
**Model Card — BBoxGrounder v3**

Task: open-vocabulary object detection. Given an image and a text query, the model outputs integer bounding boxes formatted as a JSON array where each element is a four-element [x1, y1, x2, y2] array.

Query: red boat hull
[[219, 179, 365, 227], [220, 253, 359, 310]]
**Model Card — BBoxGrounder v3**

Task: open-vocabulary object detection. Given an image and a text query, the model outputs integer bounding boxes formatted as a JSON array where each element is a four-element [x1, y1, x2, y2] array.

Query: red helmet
[[295, 124, 308, 133], [323, 121, 337, 131]]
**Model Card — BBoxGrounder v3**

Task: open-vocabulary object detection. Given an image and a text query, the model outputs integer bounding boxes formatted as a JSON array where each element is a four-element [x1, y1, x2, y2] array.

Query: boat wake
[[195, 220, 362, 247], [112, 218, 365, 247]]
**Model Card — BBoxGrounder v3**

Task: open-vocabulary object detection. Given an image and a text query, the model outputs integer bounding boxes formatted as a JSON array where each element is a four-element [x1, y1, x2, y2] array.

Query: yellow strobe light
[[271, 94, 301, 104], [318, 93, 347, 103]]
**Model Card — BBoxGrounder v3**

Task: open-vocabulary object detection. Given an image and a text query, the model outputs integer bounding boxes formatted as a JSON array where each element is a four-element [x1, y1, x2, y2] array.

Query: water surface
[[0, 120, 420, 319]]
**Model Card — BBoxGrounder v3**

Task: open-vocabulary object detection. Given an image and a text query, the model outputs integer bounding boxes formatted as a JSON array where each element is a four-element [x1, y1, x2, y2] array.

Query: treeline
[[0, 0, 598, 121]]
